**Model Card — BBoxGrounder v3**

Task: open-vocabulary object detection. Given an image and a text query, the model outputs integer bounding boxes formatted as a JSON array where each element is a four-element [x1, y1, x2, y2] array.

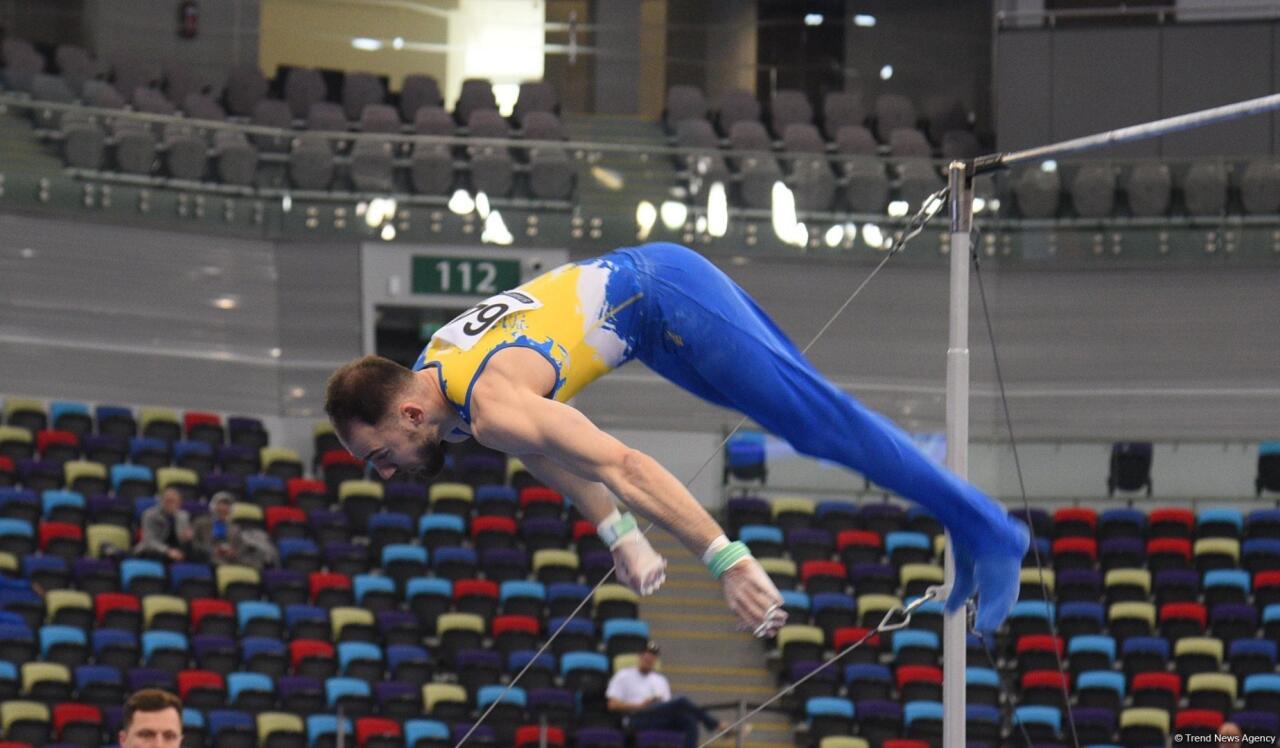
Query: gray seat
[[888, 128, 932, 158], [466, 109, 513, 197], [822, 92, 866, 141], [3, 39, 44, 93], [1180, 161, 1228, 216], [674, 119, 731, 187], [165, 130, 208, 181], [413, 106, 454, 137], [62, 114, 106, 170], [306, 102, 348, 133], [351, 139, 395, 192], [468, 109, 510, 139], [183, 93, 226, 122], [400, 74, 443, 122], [718, 88, 762, 135], [289, 134, 335, 189], [844, 158, 890, 213], [165, 62, 224, 109], [1125, 163, 1172, 217], [523, 111, 566, 141], [782, 124, 834, 212], [770, 89, 813, 137], [897, 161, 944, 211], [1071, 164, 1116, 218], [729, 121, 781, 209], [226, 65, 268, 117], [250, 99, 294, 152], [55, 44, 104, 96], [342, 72, 386, 122], [112, 121, 158, 175], [834, 125, 878, 157], [133, 87, 177, 116], [523, 112, 573, 200], [83, 80, 126, 110], [1013, 166, 1061, 218], [109, 56, 162, 103], [923, 95, 969, 143], [513, 80, 557, 125], [410, 145, 454, 195], [361, 104, 401, 135], [665, 84, 709, 129], [284, 67, 327, 120], [1239, 159, 1280, 215], [213, 131, 258, 186], [874, 93, 916, 141], [29, 74, 75, 129], [941, 130, 981, 160], [455, 78, 497, 125]]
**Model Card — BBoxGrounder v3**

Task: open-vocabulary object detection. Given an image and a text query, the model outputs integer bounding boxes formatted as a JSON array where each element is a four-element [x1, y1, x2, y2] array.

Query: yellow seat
[[506, 458, 529, 485], [216, 565, 261, 596], [771, 496, 816, 518], [820, 739, 871, 748], [155, 466, 198, 492], [0, 552, 16, 575], [0, 425, 33, 446], [532, 549, 578, 572], [1194, 537, 1240, 562], [86, 524, 130, 558], [63, 460, 107, 487], [257, 712, 304, 743], [1108, 601, 1156, 628], [594, 584, 640, 607], [436, 612, 484, 636], [423, 683, 468, 713], [230, 502, 264, 524], [759, 557, 797, 578], [1187, 672, 1237, 701], [1019, 567, 1055, 595], [45, 590, 92, 623], [428, 482, 473, 505], [21, 662, 70, 694], [933, 534, 947, 557], [612, 653, 641, 672], [142, 595, 188, 628], [0, 700, 50, 734], [139, 408, 180, 434], [900, 563, 944, 588], [2, 399, 46, 425], [776, 624, 824, 651], [1104, 568, 1151, 594], [1119, 707, 1169, 735], [1175, 637, 1224, 665], [338, 479, 384, 503], [856, 593, 901, 620], [330, 607, 376, 640], [260, 447, 302, 471]]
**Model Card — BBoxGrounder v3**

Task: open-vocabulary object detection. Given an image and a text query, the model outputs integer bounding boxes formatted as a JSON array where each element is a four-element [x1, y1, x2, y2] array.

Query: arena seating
[[724, 496, 1280, 746], [0, 397, 650, 747]]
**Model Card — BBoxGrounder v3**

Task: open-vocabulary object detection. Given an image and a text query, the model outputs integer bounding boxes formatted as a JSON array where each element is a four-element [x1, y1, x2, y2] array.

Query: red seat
[[1053, 507, 1098, 536], [1151, 508, 1196, 537], [832, 626, 881, 651], [1148, 537, 1193, 561], [453, 578, 499, 602], [492, 614, 540, 638], [837, 530, 882, 551], [289, 640, 335, 670], [321, 450, 363, 470], [183, 411, 221, 433], [355, 717, 400, 747], [519, 487, 563, 510], [1159, 602, 1207, 631], [1253, 570, 1280, 590], [177, 670, 225, 701], [0, 456, 12, 476], [266, 506, 307, 534], [883, 741, 931, 748], [801, 560, 847, 585], [895, 664, 942, 689], [1052, 537, 1097, 561], [515, 725, 565, 748], [53, 703, 102, 736], [287, 478, 327, 504], [36, 430, 79, 455], [190, 598, 235, 631], [38, 522, 84, 550], [571, 520, 596, 543], [1021, 669, 1069, 690], [1175, 709, 1224, 731], [470, 516, 516, 541], [1132, 671, 1182, 700], [1016, 635, 1064, 657], [94, 592, 140, 625], [309, 572, 352, 603]]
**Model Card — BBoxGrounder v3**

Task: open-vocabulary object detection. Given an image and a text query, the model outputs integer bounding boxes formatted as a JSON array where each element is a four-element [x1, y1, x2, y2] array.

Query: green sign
[[412, 256, 522, 296]]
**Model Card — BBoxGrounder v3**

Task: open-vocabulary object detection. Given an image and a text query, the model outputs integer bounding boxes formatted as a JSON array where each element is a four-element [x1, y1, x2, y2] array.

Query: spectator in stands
[[606, 641, 741, 748], [119, 688, 183, 747], [191, 491, 239, 564], [134, 487, 192, 561]]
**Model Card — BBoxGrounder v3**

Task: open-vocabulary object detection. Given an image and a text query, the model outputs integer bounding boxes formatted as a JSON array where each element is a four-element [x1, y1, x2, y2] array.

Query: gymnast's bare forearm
[[605, 447, 724, 557], [516, 452, 620, 526]]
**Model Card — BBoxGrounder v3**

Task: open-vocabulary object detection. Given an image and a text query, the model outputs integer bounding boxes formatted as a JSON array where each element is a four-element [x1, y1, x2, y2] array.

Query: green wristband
[[708, 541, 752, 579], [599, 511, 639, 548]]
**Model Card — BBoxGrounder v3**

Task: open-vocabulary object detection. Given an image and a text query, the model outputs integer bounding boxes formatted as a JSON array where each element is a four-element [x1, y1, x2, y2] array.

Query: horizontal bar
[[975, 92, 1280, 174]]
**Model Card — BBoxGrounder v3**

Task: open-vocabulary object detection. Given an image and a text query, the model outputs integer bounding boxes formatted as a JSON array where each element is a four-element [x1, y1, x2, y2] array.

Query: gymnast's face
[[340, 404, 446, 482]]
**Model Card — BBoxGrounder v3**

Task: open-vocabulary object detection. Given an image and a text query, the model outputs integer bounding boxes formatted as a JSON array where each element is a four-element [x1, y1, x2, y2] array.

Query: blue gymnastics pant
[[608, 243, 1027, 631]]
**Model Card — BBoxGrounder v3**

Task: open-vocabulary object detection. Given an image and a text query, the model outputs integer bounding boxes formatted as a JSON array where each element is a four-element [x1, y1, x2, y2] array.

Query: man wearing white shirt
[[606, 641, 739, 748]]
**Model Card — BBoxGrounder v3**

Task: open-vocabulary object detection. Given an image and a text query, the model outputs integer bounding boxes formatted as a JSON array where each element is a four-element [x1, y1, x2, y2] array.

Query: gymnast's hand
[[721, 556, 787, 638], [945, 514, 1030, 635], [611, 529, 667, 596]]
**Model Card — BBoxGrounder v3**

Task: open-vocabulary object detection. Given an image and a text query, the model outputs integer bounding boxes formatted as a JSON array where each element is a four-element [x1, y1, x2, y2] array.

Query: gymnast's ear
[[397, 400, 427, 426]]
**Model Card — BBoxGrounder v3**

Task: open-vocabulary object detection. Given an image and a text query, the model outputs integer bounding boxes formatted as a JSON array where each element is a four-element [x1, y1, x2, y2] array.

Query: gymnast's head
[[324, 355, 448, 481]]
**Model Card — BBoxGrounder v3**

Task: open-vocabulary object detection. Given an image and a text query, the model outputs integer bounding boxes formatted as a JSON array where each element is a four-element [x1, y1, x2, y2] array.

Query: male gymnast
[[324, 243, 1029, 637]]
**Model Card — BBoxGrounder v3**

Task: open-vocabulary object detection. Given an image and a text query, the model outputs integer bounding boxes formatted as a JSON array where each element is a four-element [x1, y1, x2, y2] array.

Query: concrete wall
[[84, 0, 259, 81]]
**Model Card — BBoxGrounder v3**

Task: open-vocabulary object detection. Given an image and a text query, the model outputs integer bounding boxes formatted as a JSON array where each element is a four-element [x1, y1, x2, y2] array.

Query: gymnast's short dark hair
[[123, 688, 183, 729], [325, 355, 415, 429]]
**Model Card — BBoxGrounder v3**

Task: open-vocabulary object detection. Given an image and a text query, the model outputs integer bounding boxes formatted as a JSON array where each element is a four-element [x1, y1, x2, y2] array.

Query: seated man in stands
[[606, 641, 740, 748], [133, 487, 192, 561], [191, 491, 278, 569]]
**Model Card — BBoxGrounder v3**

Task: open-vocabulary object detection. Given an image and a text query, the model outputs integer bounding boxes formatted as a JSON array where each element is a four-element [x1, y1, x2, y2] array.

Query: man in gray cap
[[191, 491, 239, 564]]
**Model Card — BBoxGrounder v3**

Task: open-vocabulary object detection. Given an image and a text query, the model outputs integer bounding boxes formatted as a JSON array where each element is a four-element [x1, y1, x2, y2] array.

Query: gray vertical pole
[[943, 160, 972, 748]]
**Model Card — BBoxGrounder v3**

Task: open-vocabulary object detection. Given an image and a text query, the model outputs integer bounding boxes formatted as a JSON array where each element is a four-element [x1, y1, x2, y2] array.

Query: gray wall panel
[[1051, 28, 1162, 158], [1161, 24, 1273, 157], [995, 30, 1054, 152]]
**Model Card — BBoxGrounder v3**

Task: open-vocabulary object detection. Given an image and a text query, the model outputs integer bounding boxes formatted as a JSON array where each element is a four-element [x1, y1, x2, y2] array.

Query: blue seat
[[739, 525, 784, 545], [41, 490, 84, 519], [1121, 635, 1169, 662], [967, 704, 1002, 726], [1069, 635, 1117, 663], [369, 512, 413, 534], [240, 637, 286, 663], [324, 676, 371, 706], [418, 514, 465, 537], [226, 671, 273, 703], [39, 624, 86, 656], [110, 464, 153, 492], [432, 546, 477, 570], [338, 641, 383, 672], [142, 631, 188, 659], [560, 651, 608, 676], [1099, 508, 1146, 535], [174, 441, 212, 463], [1011, 599, 1054, 623], [1244, 673, 1280, 703], [50, 400, 89, 427], [475, 485, 517, 508], [405, 719, 451, 745], [246, 475, 284, 500], [22, 555, 67, 583], [1077, 670, 1126, 699], [307, 715, 353, 746], [406, 577, 452, 600], [129, 436, 169, 458], [884, 531, 931, 558], [74, 663, 121, 691], [1198, 508, 1243, 534], [182, 707, 205, 730], [891, 630, 939, 659], [780, 590, 810, 614], [1230, 638, 1277, 668], [0, 518, 34, 539], [168, 563, 213, 595], [903, 700, 943, 727], [811, 593, 855, 615], [500, 580, 545, 604], [278, 537, 319, 561], [92, 629, 137, 655], [353, 574, 396, 605], [547, 582, 591, 604], [508, 649, 555, 674], [382, 543, 428, 567], [208, 709, 254, 736], [1059, 601, 1104, 629], [286, 604, 328, 632], [121, 559, 165, 590], [844, 663, 891, 686], [236, 601, 282, 633], [805, 696, 854, 719], [1014, 704, 1061, 733], [602, 618, 649, 644], [1205, 568, 1250, 594], [965, 667, 999, 688], [477, 684, 526, 708], [387, 644, 431, 673]]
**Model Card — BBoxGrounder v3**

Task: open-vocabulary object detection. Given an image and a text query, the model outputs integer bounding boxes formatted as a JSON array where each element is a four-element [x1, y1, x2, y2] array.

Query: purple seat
[[1071, 707, 1117, 744], [455, 649, 501, 671], [82, 434, 127, 463], [790, 660, 838, 684], [102, 705, 124, 735], [575, 727, 625, 747], [480, 547, 530, 581], [1057, 569, 1102, 600], [581, 550, 614, 583], [459, 454, 505, 485], [128, 667, 175, 692], [200, 473, 244, 501], [182, 500, 209, 519], [375, 680, 417, 715], [1099, 537, 1144, 568], [859, 504, 906, 535], [1154, 568, 1200, 603], [635, 731, 686, 748], [87, 495, 131, 524], [854, 698, 903, 733], [452, 724, 496, 744], [310, 510, 347, 530], [520, 518, 569, 547], [1230, 711, 1278, 737], [1011, 507, 1052, 538], [787, 528, 835, 563], [217, 444, 259, 475], [527, 687, 574, 709], [849, 563, 896, 592], [377, 610, 419, 643], [725, 497, 770, 530], [1211, 603, 1258, 640], [73, 558, 117, 587]]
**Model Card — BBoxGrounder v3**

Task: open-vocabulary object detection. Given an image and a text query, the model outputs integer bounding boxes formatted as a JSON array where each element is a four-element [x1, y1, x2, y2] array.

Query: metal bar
[[943, 160, 973, 748], [976, 92, 1280, 173]]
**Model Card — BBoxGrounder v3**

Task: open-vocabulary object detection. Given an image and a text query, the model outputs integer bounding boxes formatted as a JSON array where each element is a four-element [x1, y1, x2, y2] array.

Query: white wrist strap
[[597, 509, 639, 549], [701, 534, 730, 566]]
